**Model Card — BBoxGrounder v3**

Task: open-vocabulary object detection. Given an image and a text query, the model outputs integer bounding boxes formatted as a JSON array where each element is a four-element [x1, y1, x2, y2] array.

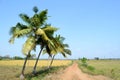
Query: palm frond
[[42, 26, 58, 32], [30, 14, 41, 28], [9, 23, 32, 44], [16, 28, 32, 37], [64, 49, 71, 55], [61, 49, 71, 58], [63, 44, 69, 48], [19, 14, 30, 24], [9, 23, 22, 35], [54, 35, 71, 57], [55, 35, 65, 43], [43, 26, 58, 35], [38, 9, 48, 25], [42, 42, 57, 56], [36, 28, 49, 41], [61, 52, 66, 57], [9, 26, 16, 35], [42, 49, 47, 55], [22, 37, 36, 55], [9, 36, 15, 44]]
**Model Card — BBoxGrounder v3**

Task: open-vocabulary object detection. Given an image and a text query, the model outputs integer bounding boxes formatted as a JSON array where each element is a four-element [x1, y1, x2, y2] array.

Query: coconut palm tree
[[43, 35, 71, 68], [9, 22, 36, 78], [49, 35, 71, 68], [32, 25, 58, 74], [9, 6, 58, 78], [20, 36, 36, 79]]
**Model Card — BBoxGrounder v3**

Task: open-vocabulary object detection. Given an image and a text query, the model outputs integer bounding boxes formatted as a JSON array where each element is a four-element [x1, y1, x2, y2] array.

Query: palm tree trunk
[[20, 52, 30, 80], [32, 46, 44, 74], [48, 54, 55, 69], [47, 56, 51, 68]]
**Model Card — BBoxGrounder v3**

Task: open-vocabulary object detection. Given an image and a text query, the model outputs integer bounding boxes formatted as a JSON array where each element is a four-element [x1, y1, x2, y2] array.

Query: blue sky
[[0, 0, 120, 59]]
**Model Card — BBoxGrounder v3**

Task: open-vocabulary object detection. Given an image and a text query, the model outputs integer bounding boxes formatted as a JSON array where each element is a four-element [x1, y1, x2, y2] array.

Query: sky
[[0, 0, 120, 59]]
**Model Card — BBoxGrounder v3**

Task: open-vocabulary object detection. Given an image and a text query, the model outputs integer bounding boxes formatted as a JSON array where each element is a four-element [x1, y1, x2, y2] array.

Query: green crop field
[[78, 59, 120, 80]]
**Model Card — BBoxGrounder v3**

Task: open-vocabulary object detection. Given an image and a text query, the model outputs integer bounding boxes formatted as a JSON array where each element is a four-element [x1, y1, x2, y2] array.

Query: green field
[[78, 59, 120, 80]]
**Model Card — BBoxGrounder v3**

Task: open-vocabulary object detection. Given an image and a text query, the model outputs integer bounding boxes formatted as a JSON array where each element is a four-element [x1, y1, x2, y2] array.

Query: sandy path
[[44, 63, 113, 80]]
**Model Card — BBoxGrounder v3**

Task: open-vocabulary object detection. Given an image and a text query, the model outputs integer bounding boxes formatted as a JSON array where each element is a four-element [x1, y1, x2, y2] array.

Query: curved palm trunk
[[32, 46, 44, 74], [48, 54, 55, 69], [20, 52, 30, 80], [47, 56, 51, 68]]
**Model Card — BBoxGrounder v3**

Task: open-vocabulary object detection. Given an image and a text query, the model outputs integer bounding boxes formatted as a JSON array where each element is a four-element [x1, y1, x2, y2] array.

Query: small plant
[[110, 69, 116, 79], [87, 65, 95, 71], [80, 57, 95, 71], [81, 57, 88, 67]]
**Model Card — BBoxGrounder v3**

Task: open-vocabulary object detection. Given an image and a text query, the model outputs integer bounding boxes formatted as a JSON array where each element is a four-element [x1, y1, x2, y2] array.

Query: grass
[[0, 60, 71, 80], [78, 59, 120, 80], [25, 66, 67, 80], [0, 65, 21, 80]]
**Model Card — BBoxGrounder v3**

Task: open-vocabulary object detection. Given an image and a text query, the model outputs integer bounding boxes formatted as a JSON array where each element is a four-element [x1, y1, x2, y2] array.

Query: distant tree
[[78, 58, 81, 60], [81, 57, 88, 67], [0, 56, 2, 60], [94, 57, 99, 60], [13, 56, 23, 60], [3, 55, 11, 59]]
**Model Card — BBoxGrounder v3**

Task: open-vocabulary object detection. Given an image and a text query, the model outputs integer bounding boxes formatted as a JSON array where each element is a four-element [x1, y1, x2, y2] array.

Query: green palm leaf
[[64, 49, 71, 55], [9, 27, 32, 44], [16, 28, 32, 37], [36, 28, 49, 41], [42, 26, 58, 32], [19, 14, 31, 24], [38, 9, 48, 25], [22, 37, 36, 55], [43, 26, 58, 37]]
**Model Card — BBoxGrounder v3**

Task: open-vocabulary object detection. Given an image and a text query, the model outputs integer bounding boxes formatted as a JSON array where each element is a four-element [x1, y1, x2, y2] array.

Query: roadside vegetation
[[78, 59, 120, 80]]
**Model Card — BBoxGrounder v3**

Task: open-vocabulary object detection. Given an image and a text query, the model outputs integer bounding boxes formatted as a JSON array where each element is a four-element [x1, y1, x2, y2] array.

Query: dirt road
[[44, 63, 113, 80]]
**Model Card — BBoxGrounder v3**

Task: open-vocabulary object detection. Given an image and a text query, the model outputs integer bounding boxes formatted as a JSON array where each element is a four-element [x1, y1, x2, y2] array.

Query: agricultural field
[[0, 60, 72, 80], [0, 59, 120, 80], [78, 59, 120, 80], [0, 60, 71, 67]]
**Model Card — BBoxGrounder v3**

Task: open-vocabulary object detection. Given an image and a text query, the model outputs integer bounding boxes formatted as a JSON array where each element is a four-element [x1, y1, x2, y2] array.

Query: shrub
[[87, 65, 95, 71], [81, 57, 88, 67]]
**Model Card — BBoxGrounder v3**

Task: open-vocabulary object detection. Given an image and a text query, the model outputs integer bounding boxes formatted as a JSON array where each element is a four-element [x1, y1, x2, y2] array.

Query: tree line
[[0, 55, 36, 60]]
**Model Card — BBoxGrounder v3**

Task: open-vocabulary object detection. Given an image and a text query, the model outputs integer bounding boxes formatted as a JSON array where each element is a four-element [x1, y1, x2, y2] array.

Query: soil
[[43, 63, 113, 80]]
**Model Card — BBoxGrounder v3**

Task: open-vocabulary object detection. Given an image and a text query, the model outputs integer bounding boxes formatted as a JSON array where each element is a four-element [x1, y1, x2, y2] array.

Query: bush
[[87, 65, 95, 71], [94, 57, 99, 60], [81, 57, 87, 63], [80, 57, 95, 71], [81, 57, 88, 67]]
